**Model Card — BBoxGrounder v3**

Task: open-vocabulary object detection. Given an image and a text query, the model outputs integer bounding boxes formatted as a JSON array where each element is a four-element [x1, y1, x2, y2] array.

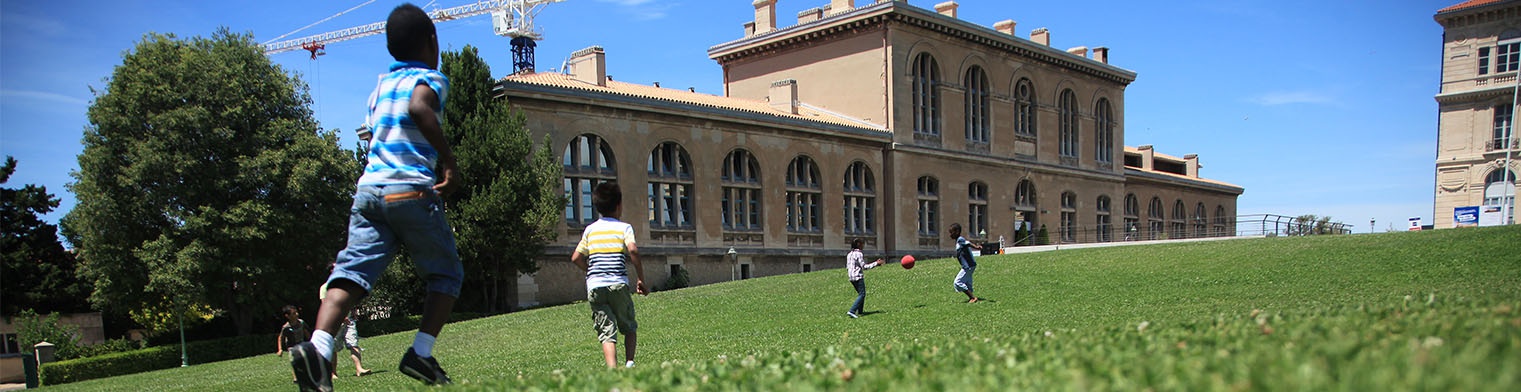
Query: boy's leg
[[589, 286, 620, 368], [601, 341, 619, 368], [610, 284, 639, 367], [417, 292, 456, 347], [623, 332, 637, 366]]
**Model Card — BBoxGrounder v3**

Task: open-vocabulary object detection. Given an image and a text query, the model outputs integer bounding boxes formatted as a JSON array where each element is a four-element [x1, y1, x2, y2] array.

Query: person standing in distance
[[845, 238, 884, 318], [288, 3, 463, 391]]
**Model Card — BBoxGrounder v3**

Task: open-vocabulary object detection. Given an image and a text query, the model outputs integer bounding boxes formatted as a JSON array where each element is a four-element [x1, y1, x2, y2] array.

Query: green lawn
[[45, 226, 1521, 391]]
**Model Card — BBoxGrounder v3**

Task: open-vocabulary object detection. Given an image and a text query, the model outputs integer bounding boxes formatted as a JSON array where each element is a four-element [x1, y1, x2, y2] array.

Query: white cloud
[[594, 0, 669, 20], [0, 89, 89, 106], [596, 0, 657, 6], [1249, 90, 1337, 106]]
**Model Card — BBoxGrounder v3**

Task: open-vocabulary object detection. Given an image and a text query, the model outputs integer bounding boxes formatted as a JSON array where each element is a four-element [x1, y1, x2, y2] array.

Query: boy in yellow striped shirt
[[570, 182, 647, 368]]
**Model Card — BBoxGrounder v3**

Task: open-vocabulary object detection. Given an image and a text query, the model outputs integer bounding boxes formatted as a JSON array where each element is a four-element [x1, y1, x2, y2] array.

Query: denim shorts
[[329, 184, 463, 298]]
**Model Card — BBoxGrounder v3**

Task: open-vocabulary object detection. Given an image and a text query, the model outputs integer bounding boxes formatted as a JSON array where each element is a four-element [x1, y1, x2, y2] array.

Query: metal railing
[[994, 214, 1353, 247]]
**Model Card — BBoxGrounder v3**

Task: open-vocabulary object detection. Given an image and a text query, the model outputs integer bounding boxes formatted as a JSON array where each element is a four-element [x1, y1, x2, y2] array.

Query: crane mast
[[263, 0, 563, 73]]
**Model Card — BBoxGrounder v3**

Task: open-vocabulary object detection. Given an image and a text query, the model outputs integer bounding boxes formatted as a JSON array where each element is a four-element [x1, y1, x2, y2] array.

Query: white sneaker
[[625, 360, 635, 368], [846, 312, 858, 319]]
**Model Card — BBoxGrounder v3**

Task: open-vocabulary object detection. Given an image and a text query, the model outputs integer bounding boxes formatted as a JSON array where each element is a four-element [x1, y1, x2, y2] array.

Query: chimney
[[1184, 154, 1200, 178], [744, 21, 756, 36], [798, 7, 824, 24], [934, 1, 958, 18], [1092, 46, 1109, 64], [753, 0, 777, 34], [1067, 46, 1088, 58], [769, 79, 798, 114], [830, 0, 855, 15], [994, 19, 1016, 35], [568, 46, 606, 87], [1138, 145, 1154, 171], [1030, 28, 1050, 46]]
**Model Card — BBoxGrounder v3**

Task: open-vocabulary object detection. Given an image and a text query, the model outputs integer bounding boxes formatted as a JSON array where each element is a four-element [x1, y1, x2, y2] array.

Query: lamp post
[[1370, 218, 1376, 234], [727, 247, 738, 281]]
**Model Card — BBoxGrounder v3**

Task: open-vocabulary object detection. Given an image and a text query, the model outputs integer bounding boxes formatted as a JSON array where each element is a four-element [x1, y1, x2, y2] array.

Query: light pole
[[1506, 62, 1519, 225], [1370, 218, 1376, 234], [726, 247, 738, 281]]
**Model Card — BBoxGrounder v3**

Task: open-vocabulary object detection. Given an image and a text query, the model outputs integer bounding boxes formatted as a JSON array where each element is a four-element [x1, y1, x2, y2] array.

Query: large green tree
[[61, 29, 359, 335], [2, 157, 92, 315], [440, 46, 562, 313]]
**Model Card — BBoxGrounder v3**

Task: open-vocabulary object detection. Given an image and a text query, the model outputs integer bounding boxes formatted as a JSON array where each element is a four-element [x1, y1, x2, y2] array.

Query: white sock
[[412, 332, 437, 358], [311, 330, 335, 360]]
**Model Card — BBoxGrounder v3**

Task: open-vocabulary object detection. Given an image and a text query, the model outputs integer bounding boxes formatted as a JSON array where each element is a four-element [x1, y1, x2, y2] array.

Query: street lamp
[[726, 247, 738, 281], [1370, 218, 1375, 234]]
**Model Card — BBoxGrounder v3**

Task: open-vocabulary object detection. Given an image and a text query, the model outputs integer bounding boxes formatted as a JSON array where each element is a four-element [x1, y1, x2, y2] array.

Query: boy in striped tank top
[[571, 182, 648, 368]]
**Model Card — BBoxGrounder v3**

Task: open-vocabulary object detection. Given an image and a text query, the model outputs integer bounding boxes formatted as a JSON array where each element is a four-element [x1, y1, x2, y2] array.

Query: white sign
[[1408, 217, 1422, 231], [1480, 205, 1507, 227]]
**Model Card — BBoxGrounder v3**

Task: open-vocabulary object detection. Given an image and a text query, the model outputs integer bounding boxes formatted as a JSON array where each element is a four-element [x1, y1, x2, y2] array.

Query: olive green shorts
[[588, 283, 637, 343]]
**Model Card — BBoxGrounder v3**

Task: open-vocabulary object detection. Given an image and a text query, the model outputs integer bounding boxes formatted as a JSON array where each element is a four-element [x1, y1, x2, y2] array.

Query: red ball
[[900, 255, 916, 269]]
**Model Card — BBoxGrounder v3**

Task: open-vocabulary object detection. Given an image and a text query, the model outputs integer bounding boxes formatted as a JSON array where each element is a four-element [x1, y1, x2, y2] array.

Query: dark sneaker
[[399, 348, 451, 385], [289, 342, 333, 392]]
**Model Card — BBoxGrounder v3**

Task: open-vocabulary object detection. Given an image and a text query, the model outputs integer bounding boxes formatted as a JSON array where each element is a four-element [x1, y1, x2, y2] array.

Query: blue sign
[[1454, 206, 1480, 228]]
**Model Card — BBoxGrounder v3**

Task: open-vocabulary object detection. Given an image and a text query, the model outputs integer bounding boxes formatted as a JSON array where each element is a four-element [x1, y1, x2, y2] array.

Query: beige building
[[498, 0, 1242, 307], [1435, 0, 1521, 228]]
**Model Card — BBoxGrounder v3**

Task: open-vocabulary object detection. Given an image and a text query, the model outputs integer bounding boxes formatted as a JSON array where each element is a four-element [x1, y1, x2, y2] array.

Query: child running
[[570, 182, 648, 368], [949, 223, 982, 303]]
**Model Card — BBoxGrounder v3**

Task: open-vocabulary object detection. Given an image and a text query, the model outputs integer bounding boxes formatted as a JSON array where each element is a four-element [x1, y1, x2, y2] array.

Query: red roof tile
[[1439, 0, 1508, 14]]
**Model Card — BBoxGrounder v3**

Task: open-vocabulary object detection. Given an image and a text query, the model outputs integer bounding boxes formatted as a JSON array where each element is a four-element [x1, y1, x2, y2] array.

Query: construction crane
[[262, 0, 563, 73]]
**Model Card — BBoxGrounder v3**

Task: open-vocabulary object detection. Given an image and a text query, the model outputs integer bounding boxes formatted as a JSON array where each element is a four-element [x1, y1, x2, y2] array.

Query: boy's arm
[[409, 83, 460, 196], [276, 329, 285, 355], [570, 251, 589, 271], [629, 242, 647, 295]]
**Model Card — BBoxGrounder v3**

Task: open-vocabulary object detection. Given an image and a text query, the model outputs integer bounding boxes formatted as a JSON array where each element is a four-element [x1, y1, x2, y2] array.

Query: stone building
[[498, 0, 1242, 307], [1434, 0, 1520, 228]]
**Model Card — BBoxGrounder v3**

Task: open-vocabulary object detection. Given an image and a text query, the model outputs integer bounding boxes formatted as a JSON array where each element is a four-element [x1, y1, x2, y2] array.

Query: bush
[[40, 334, 271, 385], [1035, 224, 1050, 246], [73, 338, 145, 359], [659, 265, 690, 292], [14, 310, 83, 360]]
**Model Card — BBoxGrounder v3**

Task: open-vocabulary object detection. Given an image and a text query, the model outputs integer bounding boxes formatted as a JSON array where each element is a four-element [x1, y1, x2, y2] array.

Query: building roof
[[1438, 0, 1512, 14], [1121, 146, 1242, 190], [498, 72, 887, 133]]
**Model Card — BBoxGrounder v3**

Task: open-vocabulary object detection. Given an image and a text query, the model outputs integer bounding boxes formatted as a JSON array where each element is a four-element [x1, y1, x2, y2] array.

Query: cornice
[[1434, 84, 1518, 103], [1435, 0, 1521, 28]]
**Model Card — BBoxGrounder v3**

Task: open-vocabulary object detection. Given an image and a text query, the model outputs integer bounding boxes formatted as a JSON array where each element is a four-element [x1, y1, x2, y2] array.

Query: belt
[[383, 190, 430, 202]]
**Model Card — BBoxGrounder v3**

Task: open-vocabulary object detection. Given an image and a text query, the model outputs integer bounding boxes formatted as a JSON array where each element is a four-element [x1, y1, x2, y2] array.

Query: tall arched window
[[969, 181, 988, 239], [563, 134, 616, 225], [1095, 98, 1114, 164], [911, 53, 942, 142], [1214, 205, 1228, 237], [1059, 89, 1080, 159], [1015, 78, 1037, 139], [1015, 179, 1037, 230], [1147, 197, 1164, 240], [844, 161, 876, 235], [1124, 193, 1140, 240], [722, 149, 762, 231], [1486, 169, 1516, 224], [1171, 199, 1187, 239], [917, 176, 940, 236], [786, 156, 823, 232], [648, 142, 693, 228], [1060, 191, 1077, 243], [1096, 195, 1113, 242], [964, 66, 989, 147], [1194, 202, 1207, 238]]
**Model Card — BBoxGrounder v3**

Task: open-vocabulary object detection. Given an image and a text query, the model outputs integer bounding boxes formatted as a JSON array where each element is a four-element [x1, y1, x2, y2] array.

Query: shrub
[[40, 334, 271, 385], [659, 265, 690, 292], [14, 310, 83, 360], [1035, 224, 1050, 246]]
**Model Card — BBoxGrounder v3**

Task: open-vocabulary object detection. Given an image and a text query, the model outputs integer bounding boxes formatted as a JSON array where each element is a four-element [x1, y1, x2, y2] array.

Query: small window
[[802, 263, 813, 273], [740, 263, 752, 279], [668, 264, 682, 278], [1481, 46, 1492, 75], [2, 333, 19, 355]]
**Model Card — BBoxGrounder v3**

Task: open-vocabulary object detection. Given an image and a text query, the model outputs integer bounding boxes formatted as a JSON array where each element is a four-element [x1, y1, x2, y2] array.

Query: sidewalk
[[1, 383, 24, 391]]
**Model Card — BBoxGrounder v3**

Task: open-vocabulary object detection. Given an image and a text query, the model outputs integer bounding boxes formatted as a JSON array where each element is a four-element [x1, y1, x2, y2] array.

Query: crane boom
[[262, 0, 564, 63]]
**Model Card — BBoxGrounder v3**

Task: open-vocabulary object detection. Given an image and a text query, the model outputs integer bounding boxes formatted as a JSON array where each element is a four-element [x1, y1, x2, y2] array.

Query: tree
[[2, 157, 92, 315], [440, 46, 563, 313], [61, 30, 359, 336], [1286, 214, 1340, 236]]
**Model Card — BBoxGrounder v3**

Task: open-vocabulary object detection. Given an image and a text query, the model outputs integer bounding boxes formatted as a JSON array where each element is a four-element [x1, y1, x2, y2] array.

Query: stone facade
[[1434, 0, 1521, 228], [497, 0, 1242, 308]]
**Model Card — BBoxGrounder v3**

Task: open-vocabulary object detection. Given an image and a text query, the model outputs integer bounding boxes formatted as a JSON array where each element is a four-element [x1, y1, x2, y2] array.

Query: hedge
[[40, 334, 272, 385]]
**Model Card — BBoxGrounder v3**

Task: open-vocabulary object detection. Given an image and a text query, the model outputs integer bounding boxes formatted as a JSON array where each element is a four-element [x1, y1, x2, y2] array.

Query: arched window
[[722, 149, 762, 231], [1014, 78, 1037, 139], [563, 134, 616, 225], [648, 142, 693, 228], [964, 66, 990, 146], [1059, 89, 1079, 159], [1486, 169, 1516, 224], [1095, 98, 1114, 163], [1059, 191, 1077, 243], [917, 176, 940, 236], [1194, 202, 1208, 238], [1147, 197, 1164, 240], [1171, 199, 1187, 239], [1124, 193, 1140, 240], [786, 156, 823, 232], [1214, 205, 1228, 237], [911, 53, 942, 142], [1096, 195, 1113, 242], [844, 161, 876, 235], [969, 181, 988, 239], [1015, 179, 1037, 230]]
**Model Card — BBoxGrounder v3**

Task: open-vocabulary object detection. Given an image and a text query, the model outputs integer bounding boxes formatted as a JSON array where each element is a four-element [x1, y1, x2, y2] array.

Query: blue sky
[[1, 0, 1454, 234]]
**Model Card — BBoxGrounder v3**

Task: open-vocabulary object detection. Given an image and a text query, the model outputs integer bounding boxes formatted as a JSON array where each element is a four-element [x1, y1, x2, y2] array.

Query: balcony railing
[[1486, 138, 1520, 151]]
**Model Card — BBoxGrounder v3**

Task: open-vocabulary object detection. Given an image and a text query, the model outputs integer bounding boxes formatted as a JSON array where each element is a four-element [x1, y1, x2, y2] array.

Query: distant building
[[499, 0, 1242, 307], [1434, 0, 1521, 228]]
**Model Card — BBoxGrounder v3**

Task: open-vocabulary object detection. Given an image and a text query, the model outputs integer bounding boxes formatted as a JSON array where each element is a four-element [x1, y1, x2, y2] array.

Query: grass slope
[[47, 226, 1521, 391]]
